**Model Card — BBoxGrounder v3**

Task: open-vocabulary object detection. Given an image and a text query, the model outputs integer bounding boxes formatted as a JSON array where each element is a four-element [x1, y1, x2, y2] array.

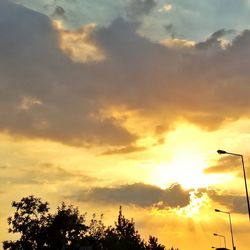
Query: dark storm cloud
[[71, 183, 190, 209], [2, 0, 250, 150]]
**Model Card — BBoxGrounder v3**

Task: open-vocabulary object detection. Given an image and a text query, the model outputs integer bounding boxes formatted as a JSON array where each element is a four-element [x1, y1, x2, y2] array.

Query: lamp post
[[217, 149, 250, 221], [213, 233, 226, 249], [215, 209, 236, 250]]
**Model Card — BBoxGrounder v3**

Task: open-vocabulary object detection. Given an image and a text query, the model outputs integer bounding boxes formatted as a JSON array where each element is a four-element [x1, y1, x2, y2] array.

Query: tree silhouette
[[44, 203, 88, 249], [3, 196, 49, 249], [87, 213, 106, 249], [102, 206, 145, 250], [147, 236, 165, 250], [3, 196, 178, 250], [3, 197, 88, 250]]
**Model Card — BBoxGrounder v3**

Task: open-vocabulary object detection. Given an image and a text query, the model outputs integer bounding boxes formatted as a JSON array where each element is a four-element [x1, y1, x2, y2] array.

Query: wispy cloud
[[0, 162, 97, 186]]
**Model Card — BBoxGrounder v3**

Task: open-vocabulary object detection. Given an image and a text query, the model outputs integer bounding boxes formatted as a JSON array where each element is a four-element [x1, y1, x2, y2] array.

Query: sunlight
[[176, 191, 209, 217], [150, 153, 211, 190], [148, 123, 234, 190], [169, 149, 208, 189]]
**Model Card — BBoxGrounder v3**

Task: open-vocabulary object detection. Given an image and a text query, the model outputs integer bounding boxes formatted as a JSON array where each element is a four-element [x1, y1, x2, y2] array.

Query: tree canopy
[[3, 196, 179, 250]]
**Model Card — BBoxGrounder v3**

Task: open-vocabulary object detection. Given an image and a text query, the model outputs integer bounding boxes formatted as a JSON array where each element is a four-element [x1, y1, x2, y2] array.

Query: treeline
[[3, 196, 179, 250]]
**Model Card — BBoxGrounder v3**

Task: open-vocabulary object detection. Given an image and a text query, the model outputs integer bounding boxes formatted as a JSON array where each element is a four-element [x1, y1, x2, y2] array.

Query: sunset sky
[[1, 0, 250, 249]]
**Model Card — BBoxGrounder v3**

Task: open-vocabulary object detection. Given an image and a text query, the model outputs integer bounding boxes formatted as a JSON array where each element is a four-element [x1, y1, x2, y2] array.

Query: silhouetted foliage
[[4, 196, 88, 250], [102, 206, 145, 250], [4, 196, 50, 249], [147, 236, 165, 250], [4, 196, 179, 250], [44, 203, 88, 249]]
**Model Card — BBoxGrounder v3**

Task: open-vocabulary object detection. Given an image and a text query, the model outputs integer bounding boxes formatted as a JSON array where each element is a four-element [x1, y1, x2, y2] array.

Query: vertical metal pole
[[223, 235, 226, 249], [241, 155, 250, 221], [228, 213, 236, 250]]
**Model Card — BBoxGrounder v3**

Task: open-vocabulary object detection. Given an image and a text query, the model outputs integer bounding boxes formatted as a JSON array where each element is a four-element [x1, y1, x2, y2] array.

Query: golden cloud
[[158, 4, 173, 13], [53, 20, 105, 63], [160, 38, 195, 49]]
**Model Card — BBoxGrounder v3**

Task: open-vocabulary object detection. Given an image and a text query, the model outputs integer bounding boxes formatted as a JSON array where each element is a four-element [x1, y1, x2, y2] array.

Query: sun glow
[[177, 191, 209, 217], [168, 150, 208, 189], [149, 149, 212, 190], [148, 123, 232, 190]]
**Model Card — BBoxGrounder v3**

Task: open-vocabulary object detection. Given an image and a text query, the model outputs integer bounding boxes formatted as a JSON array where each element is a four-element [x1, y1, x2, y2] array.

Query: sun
[[169, 149, 211, 189], [146, 123, 227, 190], [149, 149, 210, 190]]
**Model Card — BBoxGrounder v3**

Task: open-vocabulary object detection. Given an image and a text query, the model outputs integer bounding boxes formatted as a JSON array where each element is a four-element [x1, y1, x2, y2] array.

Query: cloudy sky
[[1, 0, 250, 249]]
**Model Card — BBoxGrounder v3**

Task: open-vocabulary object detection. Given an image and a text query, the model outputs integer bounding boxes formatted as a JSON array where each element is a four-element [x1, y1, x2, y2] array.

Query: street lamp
[[213, 233, 227, 249], [215, 209, 236, 250], [217, 149, 250, 221]]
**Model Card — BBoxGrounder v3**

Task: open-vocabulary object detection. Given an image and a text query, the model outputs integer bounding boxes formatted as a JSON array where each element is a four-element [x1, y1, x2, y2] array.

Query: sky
[[1, 0, 250, 249]]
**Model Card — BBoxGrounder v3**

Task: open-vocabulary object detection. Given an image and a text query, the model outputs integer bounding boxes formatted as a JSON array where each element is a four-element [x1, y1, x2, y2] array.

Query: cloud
[[204, 156, 241, 174], [127, 0, 157, 19], [158, 4, 172, 13], [93, 20, 250, 133], [19, 96, 43, 111], [207, 189, 248, 214], [0, 1, 136, 147], [52, 6, 66, 18], [2, 1, 250, 150], [195, 29, 235, 50], [71, 183, 191, 209], [101, 145, 147, 155], [164, 24, 177, 39], [160, 38, 195, 49], [0, 162, 97, 186], [53, 20, 105, 63]]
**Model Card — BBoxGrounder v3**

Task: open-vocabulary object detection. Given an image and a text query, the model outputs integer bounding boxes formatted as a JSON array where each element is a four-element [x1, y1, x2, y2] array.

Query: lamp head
[[215, 209, 221, 212], [217, 150, 227, 154]]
